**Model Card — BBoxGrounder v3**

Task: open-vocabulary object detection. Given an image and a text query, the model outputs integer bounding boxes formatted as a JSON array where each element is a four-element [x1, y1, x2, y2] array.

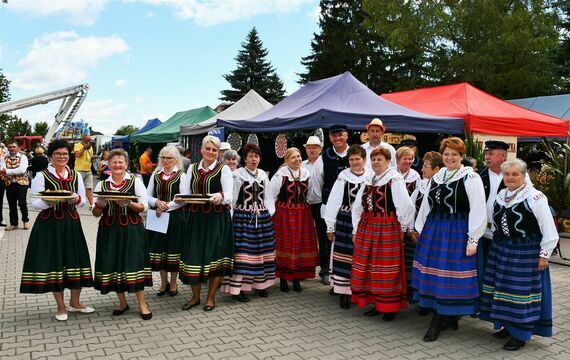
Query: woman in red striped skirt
[[351, 147, 415, 321], [270, 147, 318, 293]]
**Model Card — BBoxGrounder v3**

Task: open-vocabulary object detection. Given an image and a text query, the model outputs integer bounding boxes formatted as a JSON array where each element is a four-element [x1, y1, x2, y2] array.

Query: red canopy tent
[[381, 83, 568, 137]]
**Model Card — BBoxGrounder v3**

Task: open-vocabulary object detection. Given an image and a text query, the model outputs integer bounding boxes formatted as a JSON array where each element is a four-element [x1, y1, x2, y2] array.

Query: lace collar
[[363, 168, 401, 187], [337, 168, 370, 183], [432, 166, 473, 184], [276, 166, 310, 181], [496, 184, 536, 207], [235, 167, 267, 183], [398, 168, 421, 183]]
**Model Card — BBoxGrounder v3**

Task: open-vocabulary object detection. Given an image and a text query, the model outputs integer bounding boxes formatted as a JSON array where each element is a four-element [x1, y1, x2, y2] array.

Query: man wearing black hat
[[477, 140, 509, 287], [400, 138, 423, 173], [311, 124, 350, 285]]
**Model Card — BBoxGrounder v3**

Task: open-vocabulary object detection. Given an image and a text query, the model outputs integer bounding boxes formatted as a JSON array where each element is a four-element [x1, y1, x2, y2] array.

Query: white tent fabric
[[180, 89, 273, 136]]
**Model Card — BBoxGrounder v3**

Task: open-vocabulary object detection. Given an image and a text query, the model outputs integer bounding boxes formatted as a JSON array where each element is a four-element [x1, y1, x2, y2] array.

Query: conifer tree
[[221, 27, 285, 104]]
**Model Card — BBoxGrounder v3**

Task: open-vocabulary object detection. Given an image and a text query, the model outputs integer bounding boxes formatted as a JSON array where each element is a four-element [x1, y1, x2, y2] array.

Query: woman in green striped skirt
[[147, 145, 188, 297], [179, 135, 234, 312], [92, 149, 153, 320], [20, 139, 94, 321]]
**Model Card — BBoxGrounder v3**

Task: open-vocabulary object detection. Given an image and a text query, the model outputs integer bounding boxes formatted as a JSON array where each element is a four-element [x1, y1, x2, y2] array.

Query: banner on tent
[[208, 127, 225, 141], [473, 133, 517, 159]]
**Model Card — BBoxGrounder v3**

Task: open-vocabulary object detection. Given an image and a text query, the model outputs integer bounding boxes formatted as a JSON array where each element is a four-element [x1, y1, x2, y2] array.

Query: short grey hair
[[500, 158, 527, 176], [222, 149, 240, 163], [202, 135, 221, 149]]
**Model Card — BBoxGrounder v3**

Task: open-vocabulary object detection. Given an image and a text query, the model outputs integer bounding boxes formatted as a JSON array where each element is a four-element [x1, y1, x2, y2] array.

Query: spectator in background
[[176, 146, 191, 173], [401, 139, 423, 173], [1, 140, 30, 231], [222, 150, 240, 173], [0, 143, 6, 227], [73, 135, 94, 207], [462, 156, 478, 171], [31, 146, 49, 179], [362, 118, 396, 169], [219, 142, 231, 159], [97, 150, 111, 181], [139, 147, 155, 187]]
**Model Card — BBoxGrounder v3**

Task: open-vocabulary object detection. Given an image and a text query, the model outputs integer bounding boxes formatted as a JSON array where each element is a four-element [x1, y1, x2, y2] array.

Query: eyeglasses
[[422, 164, 432, 169], [160, 156, 175, 160], [52, 152, 69, 158]]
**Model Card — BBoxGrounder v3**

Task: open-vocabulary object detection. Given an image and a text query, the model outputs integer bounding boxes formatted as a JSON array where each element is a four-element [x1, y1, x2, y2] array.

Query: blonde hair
[[279, 147, 301, 168], [396, 146, 414, 162], [157, 145, 184, 171], [202, 135, 221, 149]]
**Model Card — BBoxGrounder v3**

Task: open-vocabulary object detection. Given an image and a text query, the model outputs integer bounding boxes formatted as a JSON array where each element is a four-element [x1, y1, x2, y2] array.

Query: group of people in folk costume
[[19, 118, 557, 351]]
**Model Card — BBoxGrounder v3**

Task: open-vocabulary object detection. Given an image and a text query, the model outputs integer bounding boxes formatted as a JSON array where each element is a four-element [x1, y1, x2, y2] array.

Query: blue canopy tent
[[509, 94, 570, 141], [112, 118, 161, 149], [217, 72, 464, 133]]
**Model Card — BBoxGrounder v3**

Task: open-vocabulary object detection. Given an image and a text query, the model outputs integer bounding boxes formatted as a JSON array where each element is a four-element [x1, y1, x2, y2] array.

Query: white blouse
[[146, 166, 188, 211], [180, 159, 233, 205], [415, 166, 487, 241], [94, 172, 149, 212], [493, 185, 559, 259], [233, 167, 275, 216], [351, 168, 415, 232], [31, 165, 87, 210], [399, 168, 421, 190], [410, 178, 431, 206], [324, 168, 371, 232], [269, 166, 311, 204]]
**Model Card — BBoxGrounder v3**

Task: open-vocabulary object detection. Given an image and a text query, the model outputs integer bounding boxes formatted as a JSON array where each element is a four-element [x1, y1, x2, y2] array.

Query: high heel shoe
[[292, 279, 302, 292], [168, 283, 178, 296], [339, 294, 350, 309], [112, 304, 130, 316], [280, 279, 289, 293], [232, 291, 250, 302], [157, 282, 169, 297]]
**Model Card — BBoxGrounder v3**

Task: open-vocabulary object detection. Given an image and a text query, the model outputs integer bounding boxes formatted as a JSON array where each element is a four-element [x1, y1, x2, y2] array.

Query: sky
[[0, 0, 320, 136]]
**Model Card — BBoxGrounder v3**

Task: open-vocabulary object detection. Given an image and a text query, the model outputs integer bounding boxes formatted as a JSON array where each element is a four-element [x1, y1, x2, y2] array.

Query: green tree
[[444, 0, 561, 99], [115, 125, 139, 136], [221, 27, 285, 104], [553, 0, 570, 92], [299, 0, 392, 93], [6, 118, 32, 141], [0, 70, 11, 142], [32, 121, 49, 137]]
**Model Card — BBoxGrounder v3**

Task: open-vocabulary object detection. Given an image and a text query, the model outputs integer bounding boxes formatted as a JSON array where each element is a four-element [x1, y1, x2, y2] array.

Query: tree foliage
[[304, 1, 564, 99], [299, 0, 392, 93], [32, 121, 49, 137], [115, 125, 139, 136], [221, 27, 285, 104], [6, 118, 32, 141]]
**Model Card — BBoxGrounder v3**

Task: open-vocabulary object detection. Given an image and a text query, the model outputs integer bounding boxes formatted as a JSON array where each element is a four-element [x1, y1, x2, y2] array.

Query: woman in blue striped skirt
[[480, 159, 557, 351], [221, 144, 276, 301], [411, 137, 487, 342]]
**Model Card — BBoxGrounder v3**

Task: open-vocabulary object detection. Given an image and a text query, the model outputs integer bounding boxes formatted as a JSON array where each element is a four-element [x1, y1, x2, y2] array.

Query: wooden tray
[[31, 194, 78, 201], [96, 194, 139, 201], [174, 194, 211, 204], [39, 190, 74, 197]]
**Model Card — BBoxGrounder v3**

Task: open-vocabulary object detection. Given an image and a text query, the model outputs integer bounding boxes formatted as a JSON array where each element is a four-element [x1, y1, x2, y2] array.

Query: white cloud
[[6, 0, 108, 25], [127, 0, 316, 26], [308, 5, 320, 23], [11, 31, 129, 91], [115, 79, 128, 87], [146, 11, 155, 18], [75, 99, 130, 135], [134, 96, 146, 104]]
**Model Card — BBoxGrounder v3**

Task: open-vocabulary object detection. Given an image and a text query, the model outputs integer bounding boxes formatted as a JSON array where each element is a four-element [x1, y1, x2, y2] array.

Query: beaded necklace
[[442, 168, 459, 183], [372, 168, 390, 186], [504, 184, 526, 204]]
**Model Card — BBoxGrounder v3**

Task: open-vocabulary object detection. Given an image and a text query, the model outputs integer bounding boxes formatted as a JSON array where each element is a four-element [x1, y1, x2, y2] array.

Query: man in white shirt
[[361, 118, 396, 169], [302, 136, 329, 284], [0, 141, 30, 230], [311, 125, 351, 285]]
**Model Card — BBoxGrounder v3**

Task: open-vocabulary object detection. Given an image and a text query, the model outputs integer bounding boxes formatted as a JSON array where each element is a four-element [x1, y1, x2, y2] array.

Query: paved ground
[[1, 201, 570, 360]]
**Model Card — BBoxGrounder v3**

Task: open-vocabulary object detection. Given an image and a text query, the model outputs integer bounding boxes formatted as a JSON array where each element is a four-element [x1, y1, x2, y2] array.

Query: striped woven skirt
[[20, 212, 93, 293], [179, 208, 234, 285], [479, 234, 552, 341], [350, 211, 407, 313], [403, 233, 417, 301], [148, 210, 187, 272], [330, 210, 354, 295], [221, 209, 276, 295], [94, 221, 152, 294], [273, 202, 318, 281], [412, 213, 478, 315]]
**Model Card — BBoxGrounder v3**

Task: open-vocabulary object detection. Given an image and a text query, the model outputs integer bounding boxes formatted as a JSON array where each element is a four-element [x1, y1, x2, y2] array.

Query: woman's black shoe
[[503, 337, 526, 351], [140, 305, 152, 320], [292, 280, 302, 292], [423, 313, 442, 342], [203, 304, 216, 312], [329, 288, 336, 296], [157, 282, 169, 297], [440, 315, 459, 331], [168, 289, 178, 296], [233, 291, 250, 302], [364, 308, 380, 317], [280, 279, 289, 293], [417, 307, 431, 316], [255, 289, 268, 297], [383, 312, 396, 321], [339, 294, 350, 309], [493, 328, 510, 339], [112, 305, 129, 316], [181, 301, 200, 311]]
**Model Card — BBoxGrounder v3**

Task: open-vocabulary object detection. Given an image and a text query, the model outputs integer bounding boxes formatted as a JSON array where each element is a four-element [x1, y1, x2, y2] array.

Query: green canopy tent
[[131, 106, 217, 143]]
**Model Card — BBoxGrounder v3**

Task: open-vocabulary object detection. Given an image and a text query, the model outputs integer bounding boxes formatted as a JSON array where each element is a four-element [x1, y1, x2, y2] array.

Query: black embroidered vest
[[322, 147, 349, 204]]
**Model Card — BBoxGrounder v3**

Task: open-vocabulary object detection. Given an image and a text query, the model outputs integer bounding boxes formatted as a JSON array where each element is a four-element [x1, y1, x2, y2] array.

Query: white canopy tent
[[180, 89, 273, 136]]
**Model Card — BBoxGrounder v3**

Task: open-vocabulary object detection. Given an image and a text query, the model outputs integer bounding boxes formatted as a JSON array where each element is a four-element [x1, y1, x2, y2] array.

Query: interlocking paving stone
[[2, 201, 570, 359]]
